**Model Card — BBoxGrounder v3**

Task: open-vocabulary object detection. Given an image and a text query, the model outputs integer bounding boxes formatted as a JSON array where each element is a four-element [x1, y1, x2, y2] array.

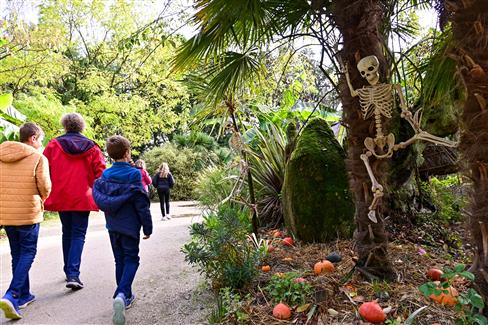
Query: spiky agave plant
[[246, 123, 287, 227]]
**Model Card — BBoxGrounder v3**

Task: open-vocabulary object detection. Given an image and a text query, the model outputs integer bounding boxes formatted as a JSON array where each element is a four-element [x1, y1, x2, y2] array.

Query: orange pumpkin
[[314, 262, 324, 275], [261, 265, 271, 272], [359, 301, 386, 324], [272, 230, 283, 238], [321, 260, 335, 272], [273, 302, 291, 320], [427, 268, 444, 281], [282, 237, 294, 246], [429, 286, 458, 306]]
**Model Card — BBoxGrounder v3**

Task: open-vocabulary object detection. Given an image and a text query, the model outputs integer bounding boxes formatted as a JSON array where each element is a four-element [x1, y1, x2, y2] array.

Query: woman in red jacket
[[44, 113, 106, 290]]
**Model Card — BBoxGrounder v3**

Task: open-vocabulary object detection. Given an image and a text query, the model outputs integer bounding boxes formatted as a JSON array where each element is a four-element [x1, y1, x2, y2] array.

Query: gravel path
[[0, 201, 213, 325]]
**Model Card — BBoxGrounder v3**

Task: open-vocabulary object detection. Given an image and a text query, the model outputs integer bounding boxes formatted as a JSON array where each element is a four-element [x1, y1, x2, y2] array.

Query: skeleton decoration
[[344, 55, 457, 223]]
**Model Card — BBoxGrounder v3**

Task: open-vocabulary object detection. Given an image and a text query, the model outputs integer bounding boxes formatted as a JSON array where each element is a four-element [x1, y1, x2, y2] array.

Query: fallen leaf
[[296, 303, 310, 313], [352, 295, 365, 302], [327, 308, 338, 316]]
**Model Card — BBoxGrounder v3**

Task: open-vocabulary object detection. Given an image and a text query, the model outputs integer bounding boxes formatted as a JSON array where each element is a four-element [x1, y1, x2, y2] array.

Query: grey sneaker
[[113, 293, 126, 325]]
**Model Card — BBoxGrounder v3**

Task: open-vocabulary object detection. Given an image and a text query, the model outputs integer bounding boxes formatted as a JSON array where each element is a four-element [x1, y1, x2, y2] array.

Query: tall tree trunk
[[331, 0, 395, 280], [228, 104, 259, 235], [447, 0, 488, 300]]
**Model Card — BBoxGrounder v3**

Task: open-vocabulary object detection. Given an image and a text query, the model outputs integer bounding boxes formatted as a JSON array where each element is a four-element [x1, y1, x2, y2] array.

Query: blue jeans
[[109, 231, 140, 299], [59, 211, 89, 278], [4, 224, 40, 299]]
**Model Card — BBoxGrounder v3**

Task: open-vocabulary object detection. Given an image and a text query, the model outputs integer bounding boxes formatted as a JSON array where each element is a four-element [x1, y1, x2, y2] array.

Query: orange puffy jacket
[[0, 141, 52, 226]]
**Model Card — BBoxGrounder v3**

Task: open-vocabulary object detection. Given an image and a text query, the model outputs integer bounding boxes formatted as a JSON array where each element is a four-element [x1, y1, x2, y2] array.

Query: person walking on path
[[43, 113, 106, 290], [0, 123, 52, 320], [152, 162, 174, 221], [92, 135, 152, 325], [134, 159, 151, 193]]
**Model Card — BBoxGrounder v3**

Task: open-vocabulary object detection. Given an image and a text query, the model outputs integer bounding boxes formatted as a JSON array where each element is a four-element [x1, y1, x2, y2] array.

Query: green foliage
[[419, 264, 487, 325], [142, 143, 201, 200], [209, 288, 250, 324], [14, 90, 76, 141], [265, 272, 313, 306], [182, 204, 261, 289], [421, 175, 466, 223], [246, 122, 286, 225], [194, 165, 239, 210], [0, 126, 19, 143], [2, 0, 191, 150], [173, 131, 233, 168]]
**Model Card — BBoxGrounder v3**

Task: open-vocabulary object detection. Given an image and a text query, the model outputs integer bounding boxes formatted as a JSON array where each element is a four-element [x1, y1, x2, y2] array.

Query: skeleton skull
[[357, 55, 380, 85]]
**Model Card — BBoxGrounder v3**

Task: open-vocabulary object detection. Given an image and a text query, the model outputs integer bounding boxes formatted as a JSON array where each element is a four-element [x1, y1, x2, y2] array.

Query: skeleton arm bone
[[394, 84, 420, 131], [344, 64, 358, 97]]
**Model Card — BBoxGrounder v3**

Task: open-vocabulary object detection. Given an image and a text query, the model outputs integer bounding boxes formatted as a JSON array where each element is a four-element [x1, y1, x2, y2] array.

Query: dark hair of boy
[[19, 123, 43, 143], [106, 135, 130, 160]]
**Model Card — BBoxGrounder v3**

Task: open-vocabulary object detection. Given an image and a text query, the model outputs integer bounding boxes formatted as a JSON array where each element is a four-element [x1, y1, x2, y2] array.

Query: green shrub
[[421, 175, 466, 223], [142, 143, 201, 200], [174, 131, 233, 168], [194, 165, 239, 210], [265, 272, 313, 306], [182, 204, 261, 289], [208, 288, 250, 324]]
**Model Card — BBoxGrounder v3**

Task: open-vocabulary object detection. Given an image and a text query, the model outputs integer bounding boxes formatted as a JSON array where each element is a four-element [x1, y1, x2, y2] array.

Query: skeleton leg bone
[[360, 152, 384, 223]]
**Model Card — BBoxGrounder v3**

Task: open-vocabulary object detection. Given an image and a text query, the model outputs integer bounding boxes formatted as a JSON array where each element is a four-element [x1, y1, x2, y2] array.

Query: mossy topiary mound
[[283, 118, 354, 243]]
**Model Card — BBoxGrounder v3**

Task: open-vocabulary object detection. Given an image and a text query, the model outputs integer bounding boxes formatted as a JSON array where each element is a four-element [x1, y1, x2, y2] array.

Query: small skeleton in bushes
[[344, 55, 457, 222]]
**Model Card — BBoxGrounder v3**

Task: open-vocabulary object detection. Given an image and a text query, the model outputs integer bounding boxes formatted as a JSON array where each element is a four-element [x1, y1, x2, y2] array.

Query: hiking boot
[[125, 294, 136, 309], [0, 292, 22, 320], [18, 294, 36, 309], [113, 293, 126, 325], [66, 278, 84, 290]]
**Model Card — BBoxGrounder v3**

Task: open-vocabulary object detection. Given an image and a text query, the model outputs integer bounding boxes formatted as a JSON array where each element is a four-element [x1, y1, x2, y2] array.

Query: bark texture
[[331, 0, 395, 279], [447, 0, 488, 301]]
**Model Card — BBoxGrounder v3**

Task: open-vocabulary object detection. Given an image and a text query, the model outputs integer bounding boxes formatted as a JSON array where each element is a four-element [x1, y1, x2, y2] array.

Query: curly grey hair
[[61, 113, 85, 133]]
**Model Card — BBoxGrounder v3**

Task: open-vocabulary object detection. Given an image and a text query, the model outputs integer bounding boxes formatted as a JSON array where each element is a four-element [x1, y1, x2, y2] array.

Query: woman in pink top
[[135, 160, 152, 192]]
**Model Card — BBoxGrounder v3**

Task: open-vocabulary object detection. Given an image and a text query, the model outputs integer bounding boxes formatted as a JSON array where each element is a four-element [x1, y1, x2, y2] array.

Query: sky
[[1, 0, 438, 40]]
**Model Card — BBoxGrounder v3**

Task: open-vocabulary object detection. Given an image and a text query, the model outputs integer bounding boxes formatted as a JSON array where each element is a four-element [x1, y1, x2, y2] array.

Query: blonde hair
[[159, 162, 170, 178], [135, 159, 146, 170]]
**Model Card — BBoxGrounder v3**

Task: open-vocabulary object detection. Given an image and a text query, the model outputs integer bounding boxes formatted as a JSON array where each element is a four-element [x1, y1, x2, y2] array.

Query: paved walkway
[[0, 202, 212, 325]]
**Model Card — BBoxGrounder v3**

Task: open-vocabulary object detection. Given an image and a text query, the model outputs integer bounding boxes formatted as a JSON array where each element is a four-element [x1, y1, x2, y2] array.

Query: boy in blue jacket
[[92, 135, 152, 325]]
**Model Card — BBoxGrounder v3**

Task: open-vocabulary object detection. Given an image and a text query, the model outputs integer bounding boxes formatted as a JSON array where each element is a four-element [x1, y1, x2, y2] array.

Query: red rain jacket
[[43, 133, 106, 212]]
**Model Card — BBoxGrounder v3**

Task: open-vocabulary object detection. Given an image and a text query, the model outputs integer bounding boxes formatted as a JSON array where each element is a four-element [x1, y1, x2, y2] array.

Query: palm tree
[[439, 0, 488, 300], [173, 0, 432, 279]]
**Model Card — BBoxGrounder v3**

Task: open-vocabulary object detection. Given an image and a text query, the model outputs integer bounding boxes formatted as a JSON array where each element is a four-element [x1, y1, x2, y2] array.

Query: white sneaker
[[166, 214, 171, 219], [161, 216, 168, 221]]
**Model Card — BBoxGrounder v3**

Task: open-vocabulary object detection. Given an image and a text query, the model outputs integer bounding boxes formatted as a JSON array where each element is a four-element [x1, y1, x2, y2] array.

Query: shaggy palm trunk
[[331, 0, 395, 279], [228, 104, 259, 235], [447, 0, 488, 300]]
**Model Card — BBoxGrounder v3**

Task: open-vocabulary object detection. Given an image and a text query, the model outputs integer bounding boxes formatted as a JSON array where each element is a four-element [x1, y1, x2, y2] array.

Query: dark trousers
[[59, 211, 90, 278], [4, 224, 40, 299], [109, 231, 140, 299], [157, 188, 170, 216]]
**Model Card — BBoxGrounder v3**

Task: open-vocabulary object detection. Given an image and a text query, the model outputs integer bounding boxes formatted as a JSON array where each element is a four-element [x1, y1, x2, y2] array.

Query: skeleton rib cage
[[357, 84, 393, 120]]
